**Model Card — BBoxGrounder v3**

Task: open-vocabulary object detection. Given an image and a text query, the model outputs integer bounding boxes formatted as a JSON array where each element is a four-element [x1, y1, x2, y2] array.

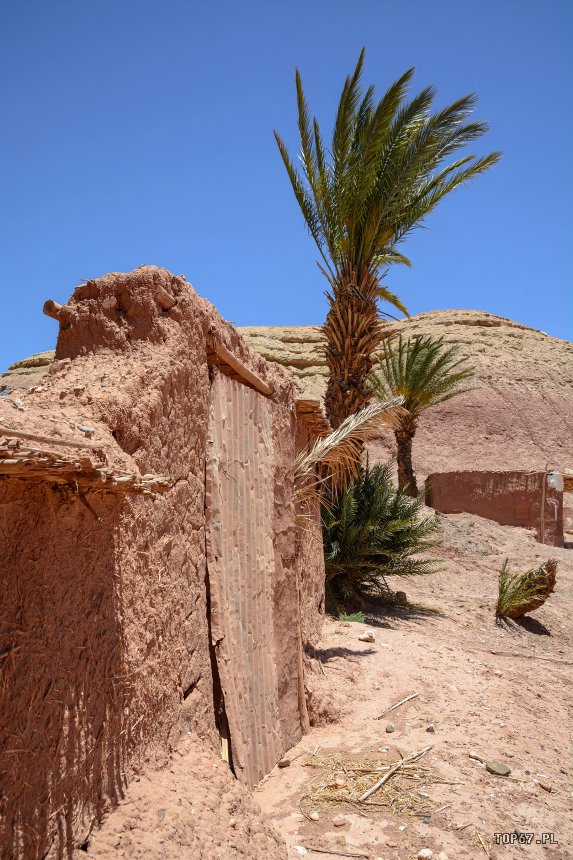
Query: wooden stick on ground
[[306, 849, 370, 859], [0, 425, 103, 450], [376, 692, 418, 720], [476, 829, 491, 858], [358, 745, 433, 802], [488, 650, 573, 666]]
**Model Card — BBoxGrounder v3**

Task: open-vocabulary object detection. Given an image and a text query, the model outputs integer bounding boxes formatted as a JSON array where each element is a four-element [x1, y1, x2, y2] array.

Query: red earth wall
[[295, 415, 326, 654], [0, 267, 318, 858], [426, 470, 564, 547]]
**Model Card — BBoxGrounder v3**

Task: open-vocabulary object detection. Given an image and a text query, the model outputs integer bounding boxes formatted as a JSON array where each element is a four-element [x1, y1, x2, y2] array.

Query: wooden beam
[[0, 447, 172, 495], [211, 339, 273, 397], [43, 299, 63, 319], [0, 426, 103, 451]]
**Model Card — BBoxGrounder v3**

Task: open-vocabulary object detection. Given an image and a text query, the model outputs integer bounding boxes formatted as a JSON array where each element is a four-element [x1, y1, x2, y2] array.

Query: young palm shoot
[[322, 461, 440, 610], [496, 558, 557, 619], [370, 335, 475, 495]]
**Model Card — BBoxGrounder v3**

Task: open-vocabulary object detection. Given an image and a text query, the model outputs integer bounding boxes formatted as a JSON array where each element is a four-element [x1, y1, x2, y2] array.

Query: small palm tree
[[370, 335, 475, 495], [322, 461, 440, 609], [275, 49, 500, 429], [496, 558, 557, 619]]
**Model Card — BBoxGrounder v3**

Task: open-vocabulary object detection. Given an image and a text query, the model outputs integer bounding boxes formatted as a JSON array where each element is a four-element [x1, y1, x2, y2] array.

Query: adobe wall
[[426, 470, 564, 547], [295, 415, 326, 654], [0, 267, 303, 859]]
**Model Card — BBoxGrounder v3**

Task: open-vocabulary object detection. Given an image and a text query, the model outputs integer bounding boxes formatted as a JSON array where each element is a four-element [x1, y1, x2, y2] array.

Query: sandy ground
[[255, 513, 573, 860], [75, 511, 572, 859]]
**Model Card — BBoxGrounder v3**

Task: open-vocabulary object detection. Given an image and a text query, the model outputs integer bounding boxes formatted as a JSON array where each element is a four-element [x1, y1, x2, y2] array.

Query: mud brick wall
[[295, 415, 326, 654], [0, 267, 304, 859], [426, 470, 564, 547]]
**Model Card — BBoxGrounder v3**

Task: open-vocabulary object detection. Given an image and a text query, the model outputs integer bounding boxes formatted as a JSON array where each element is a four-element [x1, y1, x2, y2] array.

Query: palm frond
[[294, 397, 404, 506], [496, 558, 557, 618], [370, 334, 476, 419], [276, 50, 500, 290]]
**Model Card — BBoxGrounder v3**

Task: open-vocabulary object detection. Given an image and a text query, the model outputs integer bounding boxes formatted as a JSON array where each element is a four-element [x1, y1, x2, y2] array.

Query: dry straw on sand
[[299, 746, 435, 821]]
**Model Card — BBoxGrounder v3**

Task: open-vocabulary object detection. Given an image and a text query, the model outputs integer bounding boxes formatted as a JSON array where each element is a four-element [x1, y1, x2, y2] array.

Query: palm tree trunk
[[322, 267, 384, 429], [395, 427, 417, 496]]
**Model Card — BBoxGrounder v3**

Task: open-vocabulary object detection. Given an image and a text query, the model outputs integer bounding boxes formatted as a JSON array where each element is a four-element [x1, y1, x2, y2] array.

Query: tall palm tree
[[275, 50, 500, 429], [370, 334, 475, 495]]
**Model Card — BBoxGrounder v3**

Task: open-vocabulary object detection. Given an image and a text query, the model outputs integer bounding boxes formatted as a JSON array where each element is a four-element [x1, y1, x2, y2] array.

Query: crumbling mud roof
[[0, 415, 171, 495]]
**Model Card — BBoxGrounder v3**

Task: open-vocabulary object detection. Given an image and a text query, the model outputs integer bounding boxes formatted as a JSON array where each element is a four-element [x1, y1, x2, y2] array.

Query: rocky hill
[[240, 310, 573, 480]]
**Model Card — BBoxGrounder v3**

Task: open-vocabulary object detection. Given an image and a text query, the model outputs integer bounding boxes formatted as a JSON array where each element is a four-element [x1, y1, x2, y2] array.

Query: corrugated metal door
[[205, 372, 283, 787]]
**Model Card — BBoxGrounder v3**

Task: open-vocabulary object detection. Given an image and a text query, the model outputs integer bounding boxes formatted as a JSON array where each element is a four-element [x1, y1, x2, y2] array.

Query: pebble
[[385, 723, 395, 733], [358, 631, 375, 642], [485, 761, 511, 777], [417, 850, 433, 859], [426, 723, 435, 733], [309, 811, 320, 821], [277, 757, 291, 768], [332, 816, 346, 827]]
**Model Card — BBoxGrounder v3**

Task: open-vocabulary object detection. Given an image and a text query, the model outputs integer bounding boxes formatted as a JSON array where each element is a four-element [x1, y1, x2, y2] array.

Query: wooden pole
[[211, 338, 273, 397], [0, 426, 102, 450], [540, 462, 549, 545], [43, 299, 63, 319]]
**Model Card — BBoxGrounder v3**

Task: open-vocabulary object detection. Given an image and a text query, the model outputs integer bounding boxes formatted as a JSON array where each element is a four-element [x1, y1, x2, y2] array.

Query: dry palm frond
[[294, 397, 404, 508], [496, 558, 557, 618]]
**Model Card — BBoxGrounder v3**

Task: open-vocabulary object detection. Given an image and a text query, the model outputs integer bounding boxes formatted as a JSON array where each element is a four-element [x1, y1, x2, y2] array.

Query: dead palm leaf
[[294, 397, 404, 509]]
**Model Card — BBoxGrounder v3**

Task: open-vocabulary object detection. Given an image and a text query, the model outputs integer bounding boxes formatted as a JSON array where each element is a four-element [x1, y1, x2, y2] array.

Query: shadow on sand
[[496, 614, 551, 636], [306, 643, 377, 664], [364, 600, 445, 628]]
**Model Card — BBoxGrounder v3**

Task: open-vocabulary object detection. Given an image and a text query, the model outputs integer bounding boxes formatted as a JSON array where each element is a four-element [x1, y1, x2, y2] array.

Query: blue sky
[[1, 0, 572, 372]]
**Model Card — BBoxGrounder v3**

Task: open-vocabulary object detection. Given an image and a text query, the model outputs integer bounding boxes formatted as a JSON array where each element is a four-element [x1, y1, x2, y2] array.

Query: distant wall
[[0, 267, 316, 859], [426, 470, 564, 547]]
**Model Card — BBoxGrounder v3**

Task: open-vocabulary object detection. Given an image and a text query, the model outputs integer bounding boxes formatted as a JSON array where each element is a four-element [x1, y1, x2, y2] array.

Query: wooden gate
[[205, 371, 283, 787]]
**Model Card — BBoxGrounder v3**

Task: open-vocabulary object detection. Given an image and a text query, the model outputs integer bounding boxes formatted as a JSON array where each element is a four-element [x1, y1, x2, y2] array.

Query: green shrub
[[338, 611, 366, 623], [322, 461, 440, 610]]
